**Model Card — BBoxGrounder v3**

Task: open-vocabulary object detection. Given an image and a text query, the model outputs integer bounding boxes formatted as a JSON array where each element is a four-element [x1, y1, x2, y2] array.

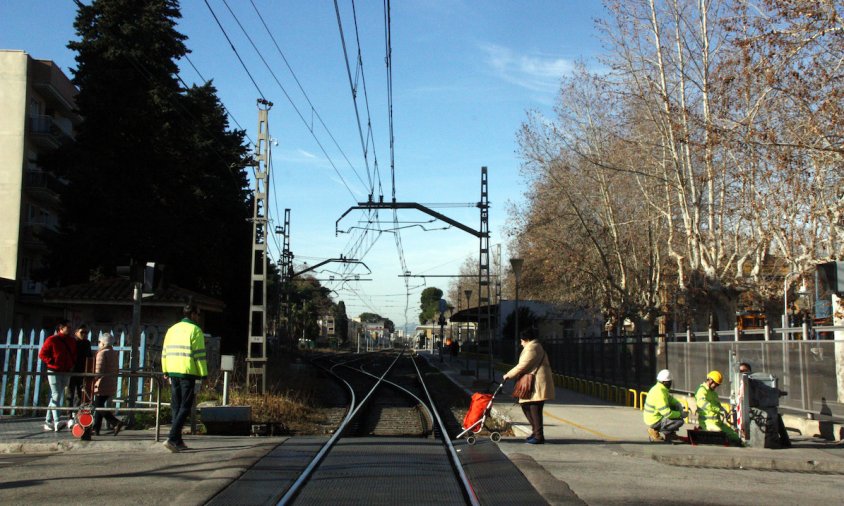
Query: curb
[[0, 439, 161, 454], [508, 452, 587, 505], [649, 452, 844, 474]]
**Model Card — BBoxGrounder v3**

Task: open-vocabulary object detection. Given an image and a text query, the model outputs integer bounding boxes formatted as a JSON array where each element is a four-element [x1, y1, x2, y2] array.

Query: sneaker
[[113, 421, 125, 436], [163, 441, 180, 453], [526, 436, 544, 444], [176, 441, 189, 451], [43, 423, 54, 431], [55, 420, 67, 432]]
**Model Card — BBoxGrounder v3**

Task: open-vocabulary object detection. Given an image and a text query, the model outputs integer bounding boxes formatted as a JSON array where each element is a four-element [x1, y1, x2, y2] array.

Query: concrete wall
[[0, 51, 28, 280]]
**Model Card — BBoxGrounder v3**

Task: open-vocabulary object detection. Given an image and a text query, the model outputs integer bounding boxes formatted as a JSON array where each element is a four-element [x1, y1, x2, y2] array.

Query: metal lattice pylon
[[247, 100, 272, 394], [477, 167, 493, 379]]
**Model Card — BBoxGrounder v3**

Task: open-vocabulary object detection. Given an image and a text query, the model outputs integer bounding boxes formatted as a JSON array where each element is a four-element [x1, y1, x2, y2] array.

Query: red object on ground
[[463, 392, 493, 431], [71, 424, 86, 438]]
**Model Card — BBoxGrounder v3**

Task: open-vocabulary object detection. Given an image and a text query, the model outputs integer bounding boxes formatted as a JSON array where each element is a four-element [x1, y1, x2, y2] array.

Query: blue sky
[[1, 0, 606, 331]]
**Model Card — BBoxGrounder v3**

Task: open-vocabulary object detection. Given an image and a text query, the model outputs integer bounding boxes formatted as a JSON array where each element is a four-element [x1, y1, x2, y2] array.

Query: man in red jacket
[[38, 320, 77, 431]]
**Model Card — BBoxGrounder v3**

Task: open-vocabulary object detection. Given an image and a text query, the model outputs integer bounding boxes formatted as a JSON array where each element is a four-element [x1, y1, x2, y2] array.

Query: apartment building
[[0, 50, 80, 330]]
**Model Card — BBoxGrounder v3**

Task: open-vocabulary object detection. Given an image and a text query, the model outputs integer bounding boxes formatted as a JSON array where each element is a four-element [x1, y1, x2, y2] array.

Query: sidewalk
[[424, 351, 844, 475], [0, 416, 285, 505]]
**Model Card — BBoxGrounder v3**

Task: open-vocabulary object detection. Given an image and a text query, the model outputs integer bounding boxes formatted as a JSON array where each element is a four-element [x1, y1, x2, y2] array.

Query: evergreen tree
[[419, 287, 444, 324], [42, 0, 251, 342], [334, 301, 349, 345]]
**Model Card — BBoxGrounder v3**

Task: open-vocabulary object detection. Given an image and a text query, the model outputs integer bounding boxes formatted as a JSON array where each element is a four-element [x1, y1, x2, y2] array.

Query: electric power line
[[203, 0, 266, 99]]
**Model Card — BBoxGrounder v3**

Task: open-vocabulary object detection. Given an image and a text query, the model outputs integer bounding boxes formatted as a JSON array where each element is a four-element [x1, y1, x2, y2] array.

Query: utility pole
[[247, 99, 272, 394], [478, 167, 493, 380], [277, 208, 292, 348], [128, 281, 141, 426]]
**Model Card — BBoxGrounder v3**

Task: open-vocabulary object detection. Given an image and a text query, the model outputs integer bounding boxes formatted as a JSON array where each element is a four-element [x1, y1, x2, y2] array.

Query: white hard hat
[[656, 369, 672, 382]]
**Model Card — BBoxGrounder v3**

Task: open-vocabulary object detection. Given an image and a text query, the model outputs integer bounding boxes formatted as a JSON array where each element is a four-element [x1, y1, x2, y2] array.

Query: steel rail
[[276, 350, 404, 505], [410, 355, 481, 506], [343, 362, 434, 433]]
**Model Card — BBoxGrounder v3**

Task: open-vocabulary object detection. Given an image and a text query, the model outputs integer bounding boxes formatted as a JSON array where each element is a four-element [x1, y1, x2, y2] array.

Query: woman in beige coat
[[93, 333, 124, 436], [502, 333, 554, 444]]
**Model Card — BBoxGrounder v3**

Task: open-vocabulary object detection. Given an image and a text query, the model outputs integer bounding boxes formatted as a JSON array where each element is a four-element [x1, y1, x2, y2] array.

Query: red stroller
[[456, 383, 504, 445]]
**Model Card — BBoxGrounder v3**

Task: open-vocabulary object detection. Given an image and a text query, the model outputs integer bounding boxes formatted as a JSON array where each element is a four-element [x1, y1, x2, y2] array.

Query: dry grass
[[198, 350, 512, 436], [205, 351, 336, 434]]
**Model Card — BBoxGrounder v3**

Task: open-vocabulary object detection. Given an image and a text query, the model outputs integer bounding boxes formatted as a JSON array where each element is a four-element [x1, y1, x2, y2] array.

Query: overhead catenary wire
[[248, 0, 368, 191], [334, 0, 383, 200], [384, 0, 395, 202], [205, 1, 424, 327], [216, 0, 361, 202], [203, 0, 266, 100], [382, 0, 411, 332]]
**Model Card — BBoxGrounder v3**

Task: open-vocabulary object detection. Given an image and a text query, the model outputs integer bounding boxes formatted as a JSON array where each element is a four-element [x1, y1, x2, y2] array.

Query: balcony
[[28, 115, 73, 149], [24, 170, 65, 204], [21, 218, 58, 252]]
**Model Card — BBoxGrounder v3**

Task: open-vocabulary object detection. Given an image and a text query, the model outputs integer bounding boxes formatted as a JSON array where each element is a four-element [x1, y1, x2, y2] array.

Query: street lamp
[[464, 289, 473, 344], [783, 271, 800, 332], [510, 258, 524, 362], [464, 288, 473, 373]]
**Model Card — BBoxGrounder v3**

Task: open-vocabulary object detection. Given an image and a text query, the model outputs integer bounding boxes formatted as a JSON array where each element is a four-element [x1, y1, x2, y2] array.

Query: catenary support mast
[[247, 99, 272, 394], [477, 167, 493, 379]]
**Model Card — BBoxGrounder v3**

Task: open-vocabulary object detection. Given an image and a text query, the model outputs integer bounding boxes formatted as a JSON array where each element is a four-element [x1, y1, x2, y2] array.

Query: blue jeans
[[46, 372, 70, 424], [169, 377, 195, 444]]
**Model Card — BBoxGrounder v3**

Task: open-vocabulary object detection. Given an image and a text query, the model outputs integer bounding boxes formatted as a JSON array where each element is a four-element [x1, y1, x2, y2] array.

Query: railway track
[[278, 349, 479, 505], [209, 349, 485, 505]]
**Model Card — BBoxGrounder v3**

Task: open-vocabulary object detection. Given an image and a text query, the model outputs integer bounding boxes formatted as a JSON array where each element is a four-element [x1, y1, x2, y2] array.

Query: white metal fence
[[1, 326, 222, 415]]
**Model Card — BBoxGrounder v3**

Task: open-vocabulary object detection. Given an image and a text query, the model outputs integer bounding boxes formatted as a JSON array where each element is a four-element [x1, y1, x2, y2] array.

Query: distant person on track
[[39, 320, 77, 432], [695, 370, 741, 445], [644, 369, 686, 442], [502, 331, 554, 444], [93, 332, 124, 436], [161, 303, 207, 453]]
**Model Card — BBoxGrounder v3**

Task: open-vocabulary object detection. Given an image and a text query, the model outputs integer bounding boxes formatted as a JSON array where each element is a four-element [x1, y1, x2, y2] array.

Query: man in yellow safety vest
[[161, 303, 207, 452], [695, 370, 741, 445], [644, 369, 687, 442]]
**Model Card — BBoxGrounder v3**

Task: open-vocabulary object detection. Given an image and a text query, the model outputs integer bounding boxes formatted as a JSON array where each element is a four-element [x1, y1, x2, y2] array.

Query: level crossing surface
[[211, 437, 548, 505]]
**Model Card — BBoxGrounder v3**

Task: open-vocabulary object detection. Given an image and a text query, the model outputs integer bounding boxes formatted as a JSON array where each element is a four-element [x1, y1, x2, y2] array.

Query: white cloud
[[480, 43, 574, 93], [297, 149, 317, 159]]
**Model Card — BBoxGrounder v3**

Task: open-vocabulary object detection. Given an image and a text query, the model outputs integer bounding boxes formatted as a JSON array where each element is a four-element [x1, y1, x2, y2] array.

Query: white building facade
[[0, 51, 79, 330]]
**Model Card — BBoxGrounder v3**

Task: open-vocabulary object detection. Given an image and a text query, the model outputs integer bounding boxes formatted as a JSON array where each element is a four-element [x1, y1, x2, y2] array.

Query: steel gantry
[[336, 166, 494, 378]]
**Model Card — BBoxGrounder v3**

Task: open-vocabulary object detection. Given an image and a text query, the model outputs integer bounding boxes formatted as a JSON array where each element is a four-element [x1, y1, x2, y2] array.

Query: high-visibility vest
[[643, 382, 682, 425], [161, 319, 208, 378], [694, 383, 724, 425]]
